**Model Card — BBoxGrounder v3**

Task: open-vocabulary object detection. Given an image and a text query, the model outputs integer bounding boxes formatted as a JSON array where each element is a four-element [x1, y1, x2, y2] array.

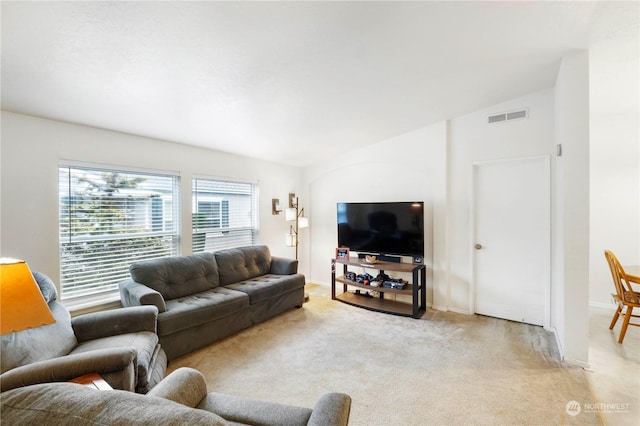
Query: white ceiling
[[1, 1, 638, 166]]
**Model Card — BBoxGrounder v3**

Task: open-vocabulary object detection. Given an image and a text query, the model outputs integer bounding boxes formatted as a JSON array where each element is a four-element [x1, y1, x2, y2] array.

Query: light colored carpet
[[168, 284, 602, 425]]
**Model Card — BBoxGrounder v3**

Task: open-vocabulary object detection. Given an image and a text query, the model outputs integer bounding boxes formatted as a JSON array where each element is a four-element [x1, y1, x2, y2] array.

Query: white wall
[[305, 83, 594, 364], [305, 89, 555, 313], [590, 113, 640, 306], [306, 88, 556, 316], [448, 88, 555, 314], [0, 111, 305, 291], [589, 36, 640, 308], [553, 52, 590, 365], [304, 122, 447, 306]]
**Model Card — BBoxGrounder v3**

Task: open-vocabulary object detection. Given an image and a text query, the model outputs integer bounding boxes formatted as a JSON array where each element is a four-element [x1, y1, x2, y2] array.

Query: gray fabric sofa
[[119, 245, 305, 360], [0, 367, 351, 425], [0, 272, 167, 394]]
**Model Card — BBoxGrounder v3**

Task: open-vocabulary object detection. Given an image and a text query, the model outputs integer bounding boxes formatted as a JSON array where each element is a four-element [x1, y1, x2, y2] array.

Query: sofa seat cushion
[[130, 252, 220, 300], [70, 331, 160, 391], [225, 274, 304, 305], [159, 287, 250, 336]]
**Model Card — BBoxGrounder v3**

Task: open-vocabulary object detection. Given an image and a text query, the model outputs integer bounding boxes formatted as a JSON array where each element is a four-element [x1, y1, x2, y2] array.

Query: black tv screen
[[337, 202, 424, 257]]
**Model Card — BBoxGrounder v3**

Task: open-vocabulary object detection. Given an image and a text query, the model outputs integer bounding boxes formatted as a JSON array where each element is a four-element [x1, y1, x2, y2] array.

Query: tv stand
[[331, 257, 426, 319]]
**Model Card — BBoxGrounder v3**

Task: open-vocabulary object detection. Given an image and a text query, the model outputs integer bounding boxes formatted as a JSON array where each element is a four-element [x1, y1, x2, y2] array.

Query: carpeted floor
[[168, 284, 602, 425]]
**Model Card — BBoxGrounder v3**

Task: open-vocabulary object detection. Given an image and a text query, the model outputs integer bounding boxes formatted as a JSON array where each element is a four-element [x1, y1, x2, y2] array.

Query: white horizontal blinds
[[192, 178, 257, 253], [59, 166, 180, 300]]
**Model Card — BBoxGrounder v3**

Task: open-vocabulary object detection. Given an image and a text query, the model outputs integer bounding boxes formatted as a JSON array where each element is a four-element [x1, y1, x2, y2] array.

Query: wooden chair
[[604, 250, 640, 343]]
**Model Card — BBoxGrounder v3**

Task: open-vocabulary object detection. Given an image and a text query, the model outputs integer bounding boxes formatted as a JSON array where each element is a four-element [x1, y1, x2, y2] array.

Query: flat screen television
[[337, 202, 424, 257]]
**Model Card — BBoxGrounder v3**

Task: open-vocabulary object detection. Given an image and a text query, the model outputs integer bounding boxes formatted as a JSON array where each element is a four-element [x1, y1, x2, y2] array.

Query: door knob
[[474, 244, 483, 250]]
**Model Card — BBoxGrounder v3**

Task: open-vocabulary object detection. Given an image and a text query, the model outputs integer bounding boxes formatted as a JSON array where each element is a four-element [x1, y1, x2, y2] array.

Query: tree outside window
[[59, 166, 179, 300]]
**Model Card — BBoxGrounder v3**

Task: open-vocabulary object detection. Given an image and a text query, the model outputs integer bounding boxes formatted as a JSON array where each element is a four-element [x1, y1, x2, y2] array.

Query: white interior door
[[472, 156, 550, 326]]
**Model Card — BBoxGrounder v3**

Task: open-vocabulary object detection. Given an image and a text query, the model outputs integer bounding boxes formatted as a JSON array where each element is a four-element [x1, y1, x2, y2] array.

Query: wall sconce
[[1, 258, 56, 335], [284, 193, 308, 260], [272, 198, 282, 215]]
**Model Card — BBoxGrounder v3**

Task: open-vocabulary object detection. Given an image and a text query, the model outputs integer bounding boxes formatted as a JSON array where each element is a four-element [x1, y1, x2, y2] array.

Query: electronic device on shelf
[[345, 271, 357, 281], [382, 279, 406, 289], [337, 201, 424, 260]]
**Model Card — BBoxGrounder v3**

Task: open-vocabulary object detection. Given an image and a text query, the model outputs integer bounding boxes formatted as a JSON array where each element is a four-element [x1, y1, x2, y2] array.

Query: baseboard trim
[[448, 306, 472, 315], [430, 304, 448, 312], [547, 326, 564, 359], [563, 357, 591, 370], [546, 325, 591, 369], [589, 301, 615, 311]]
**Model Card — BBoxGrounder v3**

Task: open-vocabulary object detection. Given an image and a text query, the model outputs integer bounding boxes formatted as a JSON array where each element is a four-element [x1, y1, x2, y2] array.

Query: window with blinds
[[59, 165, 180, 300], [192, 177, 258, 253]]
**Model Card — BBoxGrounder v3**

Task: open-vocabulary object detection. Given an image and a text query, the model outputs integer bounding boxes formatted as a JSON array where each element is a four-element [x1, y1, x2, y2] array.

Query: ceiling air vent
[[488, 108, 528, 124]]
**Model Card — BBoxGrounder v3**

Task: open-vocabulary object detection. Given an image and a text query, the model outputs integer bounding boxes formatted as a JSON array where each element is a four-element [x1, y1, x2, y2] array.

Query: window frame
[[191, 175, 259, 253], [58, 162, 181, 302]]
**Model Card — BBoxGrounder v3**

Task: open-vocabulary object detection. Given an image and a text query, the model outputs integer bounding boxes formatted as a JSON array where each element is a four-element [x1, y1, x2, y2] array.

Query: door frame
[[469, 155, 551, 328]]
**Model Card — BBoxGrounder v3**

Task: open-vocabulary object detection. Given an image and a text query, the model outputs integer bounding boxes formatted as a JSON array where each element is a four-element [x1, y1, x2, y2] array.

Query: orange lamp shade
[[1, 258, 56, 335]]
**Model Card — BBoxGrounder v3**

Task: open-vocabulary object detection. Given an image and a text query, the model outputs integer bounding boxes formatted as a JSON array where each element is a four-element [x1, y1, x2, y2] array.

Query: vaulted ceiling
[[1, 1, 637, 166]]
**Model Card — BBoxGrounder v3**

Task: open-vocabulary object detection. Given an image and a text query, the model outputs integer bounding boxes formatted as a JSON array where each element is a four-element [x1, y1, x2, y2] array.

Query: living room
[[1, 1, 638, 425]]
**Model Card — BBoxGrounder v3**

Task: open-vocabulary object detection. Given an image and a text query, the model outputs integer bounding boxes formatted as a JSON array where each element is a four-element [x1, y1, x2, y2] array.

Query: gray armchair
[[149, 367, 352, 426], [0, 272, 167, 393], [1, 367, 352, 425]]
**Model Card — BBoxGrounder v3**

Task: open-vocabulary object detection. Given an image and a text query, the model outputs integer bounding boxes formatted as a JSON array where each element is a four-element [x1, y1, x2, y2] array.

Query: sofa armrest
[[198, 392, 313, 425], [71, 306, 159, 342], [307, 393, 352, 426], [146, 367, 208, 408], [0, 347, 137, 392], [270, 256, 298, 275], [119, 279, 167, 313]]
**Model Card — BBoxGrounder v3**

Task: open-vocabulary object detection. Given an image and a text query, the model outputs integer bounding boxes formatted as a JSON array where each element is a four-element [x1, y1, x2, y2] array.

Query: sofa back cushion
[[215, 245, 272, 286], [130, 253, 220, 300], [0, 272, 77, 373]]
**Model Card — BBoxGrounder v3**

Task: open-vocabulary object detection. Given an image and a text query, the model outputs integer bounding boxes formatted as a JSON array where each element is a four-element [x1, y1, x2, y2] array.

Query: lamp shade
[[298, 216, 309, 229], [1, 258, 55, 335], [285, 233, 297, 247], [285, 208, 297, 222]]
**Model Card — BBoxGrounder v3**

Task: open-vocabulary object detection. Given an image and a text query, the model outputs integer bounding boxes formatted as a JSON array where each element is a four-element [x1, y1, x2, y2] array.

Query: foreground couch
[[0, 272, 167, 394], [1, 367, 352, 426], [119, 245, 305, 360]]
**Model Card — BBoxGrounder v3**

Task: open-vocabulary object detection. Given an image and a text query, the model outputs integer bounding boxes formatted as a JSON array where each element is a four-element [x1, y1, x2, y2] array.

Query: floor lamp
[[285, 193, 309, 302], [285, 193, 308, 260]]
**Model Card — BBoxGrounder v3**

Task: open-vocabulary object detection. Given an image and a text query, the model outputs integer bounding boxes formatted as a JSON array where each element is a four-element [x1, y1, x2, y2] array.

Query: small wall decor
[[272, 198, 282, 215], [335, 247, 350, 260]]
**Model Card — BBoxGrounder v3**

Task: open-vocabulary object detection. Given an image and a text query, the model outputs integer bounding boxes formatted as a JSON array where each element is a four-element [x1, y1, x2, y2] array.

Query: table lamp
[[1, 258, 55, 335]]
